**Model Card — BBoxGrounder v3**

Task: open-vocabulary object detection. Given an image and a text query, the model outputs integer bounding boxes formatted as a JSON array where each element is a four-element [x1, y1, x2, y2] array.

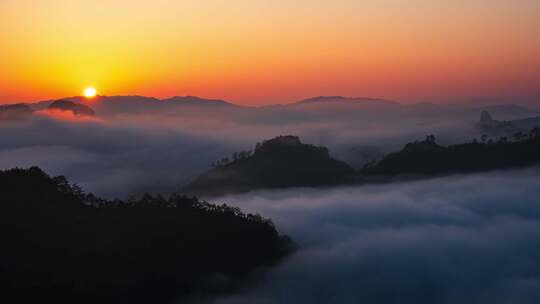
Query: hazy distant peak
[[0, 103, 32, 112], [296, 96, 400, 106], [58, 95, 161, 105], [97, 95, 160, 102], [473, 104, 534, 116], [47, 99, 95, 116], [297, 96, 348, 103], [161, 96, 238, 107], [480, 110, 493, 123], [0, 103, 33, 120]]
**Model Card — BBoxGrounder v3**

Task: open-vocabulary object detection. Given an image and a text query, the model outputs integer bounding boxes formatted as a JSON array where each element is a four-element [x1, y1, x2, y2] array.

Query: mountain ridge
[[184, 131, 540, 196], [183, 135, 355, 197], [295, 95, 400, 106]]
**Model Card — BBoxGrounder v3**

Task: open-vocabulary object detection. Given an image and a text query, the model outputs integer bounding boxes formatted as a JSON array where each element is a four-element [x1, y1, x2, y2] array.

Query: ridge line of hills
[[3, 94, 538, 111], [8, 94, 537, 111], [2, 94, 538, 123], [7, 94, 401, 109], [183, 130, 540, 197]]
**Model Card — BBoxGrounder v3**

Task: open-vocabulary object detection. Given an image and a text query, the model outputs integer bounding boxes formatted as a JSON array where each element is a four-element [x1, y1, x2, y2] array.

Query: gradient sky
[[1, 0, 539, 105]]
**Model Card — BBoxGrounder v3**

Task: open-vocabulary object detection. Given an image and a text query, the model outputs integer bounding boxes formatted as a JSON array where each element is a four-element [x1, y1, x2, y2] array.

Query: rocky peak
[[480, 111, 493, 123]]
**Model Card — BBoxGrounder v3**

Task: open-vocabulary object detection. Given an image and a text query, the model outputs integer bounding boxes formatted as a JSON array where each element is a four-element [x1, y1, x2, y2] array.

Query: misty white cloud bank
[[0, 103, 487, 197], [1, 99, 537, 198], [206, 169, 540, 304], [0, 115, 240, 197]]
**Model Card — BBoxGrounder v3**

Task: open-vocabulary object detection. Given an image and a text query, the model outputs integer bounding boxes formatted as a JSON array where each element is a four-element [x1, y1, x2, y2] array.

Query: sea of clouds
[[202, 168, 540, 304], [0, 105, 479, 198], [0, 114, 241, 197]]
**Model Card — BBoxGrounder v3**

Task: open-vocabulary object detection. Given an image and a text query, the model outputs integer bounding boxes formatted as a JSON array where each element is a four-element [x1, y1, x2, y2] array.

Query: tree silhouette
[[0, 167, 292, 304], [363, 130, 540, 175], [184, 135, 355, 196]]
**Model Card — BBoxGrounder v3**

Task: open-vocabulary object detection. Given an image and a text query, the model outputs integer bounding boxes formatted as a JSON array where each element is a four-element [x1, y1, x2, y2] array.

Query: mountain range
[[184, 130, 540, 196], [476, 110, 540, 136], [1, 94, 536, 124]]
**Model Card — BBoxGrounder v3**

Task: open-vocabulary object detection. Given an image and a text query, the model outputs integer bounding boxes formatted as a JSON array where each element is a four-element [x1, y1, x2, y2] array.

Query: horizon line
[[2, 93, 540, 108]]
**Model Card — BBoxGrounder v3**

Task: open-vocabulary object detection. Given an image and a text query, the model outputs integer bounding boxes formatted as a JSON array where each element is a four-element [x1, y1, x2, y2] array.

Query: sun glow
[[0, 2, 539, 104], [83, 87, 97, 98]]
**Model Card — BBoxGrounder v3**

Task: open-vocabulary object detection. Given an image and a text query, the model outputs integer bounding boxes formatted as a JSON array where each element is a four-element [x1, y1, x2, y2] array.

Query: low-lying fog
[[204, 168, 540, 304], [2, 99, 532, 198]]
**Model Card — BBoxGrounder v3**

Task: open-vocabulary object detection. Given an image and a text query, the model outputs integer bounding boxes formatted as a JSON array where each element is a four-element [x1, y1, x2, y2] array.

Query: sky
[[1, 0, 539, 105]]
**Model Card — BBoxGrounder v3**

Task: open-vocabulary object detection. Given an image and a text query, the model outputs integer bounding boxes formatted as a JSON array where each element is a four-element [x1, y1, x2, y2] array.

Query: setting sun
[[83, 87, 97, 98]]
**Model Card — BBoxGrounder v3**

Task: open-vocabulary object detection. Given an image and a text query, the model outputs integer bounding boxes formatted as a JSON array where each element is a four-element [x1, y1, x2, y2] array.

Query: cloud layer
[[0, 102, 490, 197], [2, 100, 540, 303], [2, 100, 537, 198], [0, 115, 240, 197], [206, 168, 540, 304]]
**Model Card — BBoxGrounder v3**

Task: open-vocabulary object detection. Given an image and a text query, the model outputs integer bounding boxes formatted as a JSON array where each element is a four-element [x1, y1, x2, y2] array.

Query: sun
[[83, 87, 97, 98]]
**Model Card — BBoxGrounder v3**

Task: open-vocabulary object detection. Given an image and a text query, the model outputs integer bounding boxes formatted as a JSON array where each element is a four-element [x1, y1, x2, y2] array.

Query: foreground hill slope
[[64, 95, 242, 116], [184, 136, 355, 196], [0, 167, 291, 304]]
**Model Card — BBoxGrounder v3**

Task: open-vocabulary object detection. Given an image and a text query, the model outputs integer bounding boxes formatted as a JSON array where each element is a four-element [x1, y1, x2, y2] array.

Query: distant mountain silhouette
[[480, 110, 494, 123], [513, 116, 540, 130], [471, 103, 539, 120], [476, 110, 519, 135], [47, 99, 95, 116], [47, 95, 243, 116], [296, 96, 354, 103], [12, 95, 538, 131], [476, 111, 540, 136], [0, 103, 33, 121], [0, 167, 291, 304], [162, 95, 239, 107], [183, 135, 355, 196], [346, 146, 385, 169], [295, 96, 400, 107], [18, 95, 539, 119]]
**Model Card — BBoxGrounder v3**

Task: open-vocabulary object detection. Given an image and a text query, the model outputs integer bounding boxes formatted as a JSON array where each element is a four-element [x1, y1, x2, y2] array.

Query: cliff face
[[183, 136, 355, 196]]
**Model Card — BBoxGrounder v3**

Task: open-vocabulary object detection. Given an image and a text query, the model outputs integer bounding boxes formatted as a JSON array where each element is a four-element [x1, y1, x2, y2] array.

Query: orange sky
[[1, 0, 539, 105]]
